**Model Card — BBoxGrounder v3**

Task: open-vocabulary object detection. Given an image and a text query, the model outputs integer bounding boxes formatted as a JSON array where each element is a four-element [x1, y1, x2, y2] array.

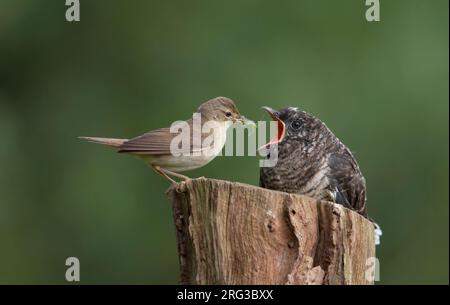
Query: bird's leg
[[159, 167, 190, 180], [152, 166, 191, 194], [152, 165, 178, 185]]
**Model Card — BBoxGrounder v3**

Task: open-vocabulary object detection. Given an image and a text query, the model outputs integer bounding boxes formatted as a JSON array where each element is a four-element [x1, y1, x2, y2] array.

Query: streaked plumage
[[259, 107, 381, 244]]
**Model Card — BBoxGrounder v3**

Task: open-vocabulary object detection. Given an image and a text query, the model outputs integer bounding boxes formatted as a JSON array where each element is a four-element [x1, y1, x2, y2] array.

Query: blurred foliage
[[0, 0, 448, 284]]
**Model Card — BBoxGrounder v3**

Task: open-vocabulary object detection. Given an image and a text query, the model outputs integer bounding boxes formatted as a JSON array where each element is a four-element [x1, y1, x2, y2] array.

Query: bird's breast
[[261, 154, 330, 199]]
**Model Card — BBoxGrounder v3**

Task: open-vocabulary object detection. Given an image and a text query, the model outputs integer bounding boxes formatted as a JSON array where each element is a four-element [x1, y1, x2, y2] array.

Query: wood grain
[[168, 178, 375, 285]]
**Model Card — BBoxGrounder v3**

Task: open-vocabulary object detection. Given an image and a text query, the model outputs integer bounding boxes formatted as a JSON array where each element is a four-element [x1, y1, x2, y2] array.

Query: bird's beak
[[262, 106, 279, 120], [237, 115, 256, 128], [261, 106, 286, 147]]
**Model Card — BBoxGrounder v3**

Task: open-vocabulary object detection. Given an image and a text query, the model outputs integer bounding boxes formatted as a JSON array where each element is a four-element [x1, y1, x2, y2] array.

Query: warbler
[[80, 97, 250, 184]]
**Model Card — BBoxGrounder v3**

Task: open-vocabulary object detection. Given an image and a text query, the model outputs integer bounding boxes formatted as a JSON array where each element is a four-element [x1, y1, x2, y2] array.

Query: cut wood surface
[[167, 178, 375, 285]]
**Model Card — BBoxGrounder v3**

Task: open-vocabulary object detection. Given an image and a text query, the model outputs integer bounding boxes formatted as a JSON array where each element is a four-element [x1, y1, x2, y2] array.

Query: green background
[[0, 0, 448, 284]]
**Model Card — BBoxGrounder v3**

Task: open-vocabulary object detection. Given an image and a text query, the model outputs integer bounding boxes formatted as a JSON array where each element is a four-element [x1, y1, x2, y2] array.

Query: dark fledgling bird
[[259, 106, 381, 244], [80, 97, 248, 184]]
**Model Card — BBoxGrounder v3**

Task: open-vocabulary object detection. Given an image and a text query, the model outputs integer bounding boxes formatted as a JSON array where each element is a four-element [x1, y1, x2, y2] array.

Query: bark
[[167, 178, 375, 285]]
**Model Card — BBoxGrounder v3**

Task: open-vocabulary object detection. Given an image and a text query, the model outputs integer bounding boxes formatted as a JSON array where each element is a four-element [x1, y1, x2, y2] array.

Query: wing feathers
[[326, 152, 367, 216]]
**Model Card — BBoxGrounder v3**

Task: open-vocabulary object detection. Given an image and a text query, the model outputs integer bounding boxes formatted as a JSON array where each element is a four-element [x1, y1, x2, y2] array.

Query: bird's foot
[[175, 180, 187, 193]]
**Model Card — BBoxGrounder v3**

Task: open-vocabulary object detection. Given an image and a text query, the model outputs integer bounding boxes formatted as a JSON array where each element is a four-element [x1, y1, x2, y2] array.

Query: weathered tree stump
[[167, 178, 375, 285]]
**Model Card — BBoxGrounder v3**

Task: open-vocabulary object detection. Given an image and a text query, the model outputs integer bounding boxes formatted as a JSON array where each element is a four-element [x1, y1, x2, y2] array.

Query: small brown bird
[[259, 106, 381, 244], [80, 97, 247, 184]]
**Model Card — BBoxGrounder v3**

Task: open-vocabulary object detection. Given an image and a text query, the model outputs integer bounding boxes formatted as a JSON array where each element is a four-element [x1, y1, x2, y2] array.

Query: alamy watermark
[[65, 0, 80, 22], [365, 0, 380, 22], [65, 1, 380, 23], [366, 257, 381, 282], [65, 257, 80, 282], [167, 113, 281, 168]]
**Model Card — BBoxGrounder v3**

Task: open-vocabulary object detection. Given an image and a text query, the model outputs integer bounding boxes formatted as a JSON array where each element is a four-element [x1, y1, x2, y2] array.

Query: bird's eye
[[290, 120, 302, 129], [225, 112, 232, 117]]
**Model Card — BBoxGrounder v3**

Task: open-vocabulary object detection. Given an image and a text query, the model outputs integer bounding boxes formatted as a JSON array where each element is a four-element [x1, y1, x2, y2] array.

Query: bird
[[80, 97, 248, 185], [259, 106, 382, 244]]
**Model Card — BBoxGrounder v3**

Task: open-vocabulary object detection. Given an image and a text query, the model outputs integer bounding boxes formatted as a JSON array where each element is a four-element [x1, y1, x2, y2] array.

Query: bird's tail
[[78, 136, 127, 148], [373, 222, 382, 246]]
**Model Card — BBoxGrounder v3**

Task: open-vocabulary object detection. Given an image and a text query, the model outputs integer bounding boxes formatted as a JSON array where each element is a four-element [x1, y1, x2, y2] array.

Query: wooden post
[[167, 178, 375, 285]]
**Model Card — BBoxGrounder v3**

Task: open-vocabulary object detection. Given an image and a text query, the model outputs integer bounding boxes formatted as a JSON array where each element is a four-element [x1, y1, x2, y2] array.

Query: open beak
[[261, 106, 286, 148]]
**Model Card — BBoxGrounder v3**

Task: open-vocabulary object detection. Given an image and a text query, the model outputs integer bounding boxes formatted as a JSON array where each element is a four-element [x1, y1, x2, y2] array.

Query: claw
[[176, 181, 187, 193]]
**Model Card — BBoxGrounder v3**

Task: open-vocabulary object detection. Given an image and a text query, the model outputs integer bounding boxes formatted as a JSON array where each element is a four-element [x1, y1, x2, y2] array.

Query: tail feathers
[[79, 136, 127, 148]]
